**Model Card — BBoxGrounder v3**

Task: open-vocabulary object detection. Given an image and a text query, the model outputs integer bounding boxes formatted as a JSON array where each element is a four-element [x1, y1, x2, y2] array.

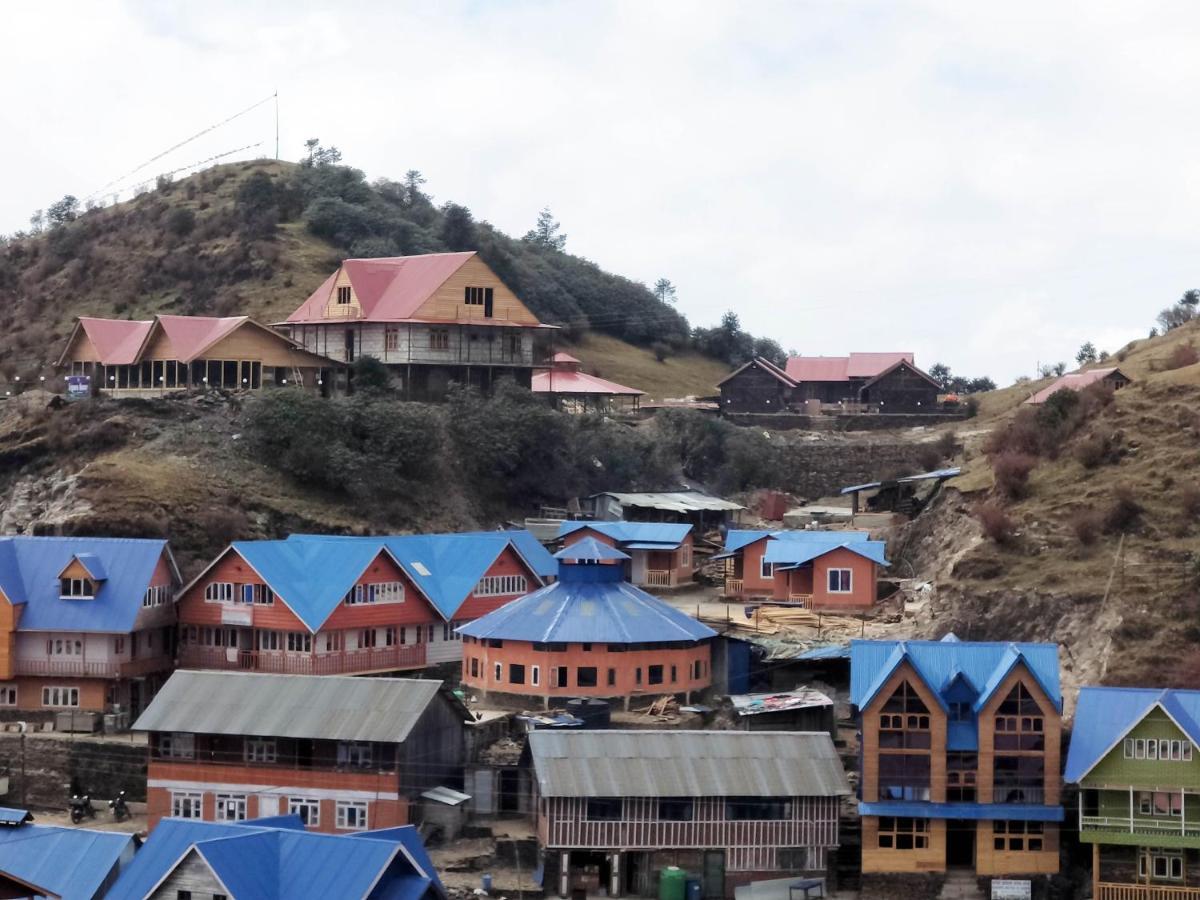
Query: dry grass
[[563, 331, 731, 401]]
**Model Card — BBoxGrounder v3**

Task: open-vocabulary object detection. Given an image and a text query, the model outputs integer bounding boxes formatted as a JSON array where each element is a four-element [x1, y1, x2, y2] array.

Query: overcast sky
[[3, 1, 1198, 383]]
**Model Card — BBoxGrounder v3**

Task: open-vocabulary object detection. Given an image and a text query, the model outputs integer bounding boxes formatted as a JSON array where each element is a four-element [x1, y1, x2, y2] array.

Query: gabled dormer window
[[60, 578, 95, 599]]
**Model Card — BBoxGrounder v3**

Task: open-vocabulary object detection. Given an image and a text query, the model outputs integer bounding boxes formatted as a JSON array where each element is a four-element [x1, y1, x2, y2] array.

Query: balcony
[[15, 656, 172, 679], [1082, 815, 1200, 839], [1098, 884, 1200, 900], [724, 578, 744, 596], [644, 570, 672, 588], [177, 643, 427, 675], [783, 593, 814, 608]]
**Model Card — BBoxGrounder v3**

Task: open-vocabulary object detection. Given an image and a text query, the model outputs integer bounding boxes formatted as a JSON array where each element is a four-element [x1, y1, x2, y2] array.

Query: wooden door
[[702, 850, 724, 899]]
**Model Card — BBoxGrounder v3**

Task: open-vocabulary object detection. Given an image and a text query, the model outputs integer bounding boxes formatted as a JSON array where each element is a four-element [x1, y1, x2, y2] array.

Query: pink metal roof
[[553, 352, 582, 365], [1025, 367, 1124, 405], [78, 317, 153, 365], [155, 315, 249, 363], [532, 369, 643, 396], [784, 352, 914, 382], [287, 252, 478, 324]]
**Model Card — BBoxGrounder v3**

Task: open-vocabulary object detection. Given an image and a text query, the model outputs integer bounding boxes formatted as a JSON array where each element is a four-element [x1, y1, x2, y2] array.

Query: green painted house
[[1065, 686, 1200, 899]]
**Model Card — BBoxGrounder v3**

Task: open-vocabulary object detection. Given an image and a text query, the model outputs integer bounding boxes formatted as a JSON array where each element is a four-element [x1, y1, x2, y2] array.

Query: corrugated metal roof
[[1025, 367, 1127, 404], [793, 644, 851, 661], [839, 467, 961, 495], [529, 730, 849, 798], [591, 491, 744, 513], [421, 786, 471, 806], [850, 639, 1062, 715], [559, 521, 692, 548], [532, 368, 644, 396], [0, 822, 133, 899], [723, 529, 888, 567], [716, 357, 797, 388], [0, 808, 30, 826], [106, 818, 439, 900], [75, 317, 153, 365], [223, 531, 549, 629], [859, 801, 1063, 822], [783, 353, 915, 383], [554, 538, 630, 561], [0, 537, 174, 633], [457, 566, 714, 644], [1064, 686, 1200, 783], [132, 671, 460, 742]]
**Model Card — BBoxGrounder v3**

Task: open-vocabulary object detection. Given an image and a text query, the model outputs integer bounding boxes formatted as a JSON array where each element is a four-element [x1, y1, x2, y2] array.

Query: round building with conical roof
[[456, 538, 715, 707]]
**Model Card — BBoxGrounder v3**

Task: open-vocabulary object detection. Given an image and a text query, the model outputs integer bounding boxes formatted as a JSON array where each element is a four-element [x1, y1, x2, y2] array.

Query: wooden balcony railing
[[644, 570, 672, 588], [724, 578, 743, 596], [784, 593, 814, 608], [178, 643, 427, 675], [1082, 815, 1200, 838], [15, 656, 172, 679], [1098, 883, 1200, 900]]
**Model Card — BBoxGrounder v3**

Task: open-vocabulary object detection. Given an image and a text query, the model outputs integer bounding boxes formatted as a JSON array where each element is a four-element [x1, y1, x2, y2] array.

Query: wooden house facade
[[136, 671, 468, 834], [58, 315, 337, 395], [174, 532, 553, 677], [458, 540, 715, 708], [716, 358, 796, 414], [851, 637, 1063, 880], [0, 537, 180, 718], [719, 530, 887, 609], [282, 252, 557, 399], [1066, 686, 1200, 900], [528, 729, 848, 899], [558, 522, 694, 588]]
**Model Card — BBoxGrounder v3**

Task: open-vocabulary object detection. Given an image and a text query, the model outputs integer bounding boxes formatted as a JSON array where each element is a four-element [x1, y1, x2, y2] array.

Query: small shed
[[840, 467, 961, 515], [420, 786, 472, 841], [728, 688, 836, 735]]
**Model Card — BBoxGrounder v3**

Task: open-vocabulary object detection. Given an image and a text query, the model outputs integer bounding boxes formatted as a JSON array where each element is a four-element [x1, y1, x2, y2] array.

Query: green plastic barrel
[[659, 866, 686, 900]]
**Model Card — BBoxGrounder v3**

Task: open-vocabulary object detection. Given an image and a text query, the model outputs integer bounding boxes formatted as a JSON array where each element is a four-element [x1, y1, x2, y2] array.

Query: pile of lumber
[[699, 605, 862, 637]]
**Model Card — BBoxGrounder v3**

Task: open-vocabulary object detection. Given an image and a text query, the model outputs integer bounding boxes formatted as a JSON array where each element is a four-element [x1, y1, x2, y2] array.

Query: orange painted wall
[[460, 639, 711, 700], [738, 539, 775, 593], [455, 545, 542, 621], [0, 677, 109, 712], [770, 546, 877, 609], [320, 552, 441, 630], [563, 529, 694, 583], [178, 548, 308, 631], [0, 594, 19, 681]]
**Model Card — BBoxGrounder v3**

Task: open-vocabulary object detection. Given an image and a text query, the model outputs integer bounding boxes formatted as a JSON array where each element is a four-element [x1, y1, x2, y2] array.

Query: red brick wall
[[178, 548, 308, 631], [455, 545, 542, 621]]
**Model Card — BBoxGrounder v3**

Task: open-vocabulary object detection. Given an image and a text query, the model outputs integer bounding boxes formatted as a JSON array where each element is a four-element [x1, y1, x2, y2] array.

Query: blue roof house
[[458, 538, 716, 708], [0, 807, 135, 899], [0, 536, 180, 716], [558, 521, 695, 589], [850, 635, 1063, 881], [1065, 686, 1200, 899]]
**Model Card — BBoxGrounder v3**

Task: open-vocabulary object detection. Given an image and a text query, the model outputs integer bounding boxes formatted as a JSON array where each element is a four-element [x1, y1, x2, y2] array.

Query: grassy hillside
[[563, 332, 729, 401], [899, 320, 1200, 697]]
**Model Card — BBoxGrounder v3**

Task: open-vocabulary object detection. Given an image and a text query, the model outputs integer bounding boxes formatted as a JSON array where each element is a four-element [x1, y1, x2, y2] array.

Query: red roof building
[[58, 315, 336, 394], [1024, 367, 1130, 405], [532, 352, 643, 412], [282, 252, 557, 400]]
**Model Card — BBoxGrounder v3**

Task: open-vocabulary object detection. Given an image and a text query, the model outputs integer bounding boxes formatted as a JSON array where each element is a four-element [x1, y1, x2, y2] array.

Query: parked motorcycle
[[108, 791, 129, 822], [69, 794, 95, 824]]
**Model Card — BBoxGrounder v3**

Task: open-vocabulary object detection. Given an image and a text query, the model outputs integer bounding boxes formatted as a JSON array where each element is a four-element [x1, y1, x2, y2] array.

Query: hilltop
[[894, 320, 1200, 700], [0, 158, 737, 402]]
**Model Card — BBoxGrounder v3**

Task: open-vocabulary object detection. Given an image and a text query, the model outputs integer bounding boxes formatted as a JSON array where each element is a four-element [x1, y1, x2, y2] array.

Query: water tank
[[685, 879, 702, 900], [566, 697, 611, 729], [659, 867, 686, 900]]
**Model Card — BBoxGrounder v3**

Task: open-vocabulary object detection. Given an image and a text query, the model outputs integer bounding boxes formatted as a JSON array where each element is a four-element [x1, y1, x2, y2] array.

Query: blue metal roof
[[364, 827, 445, 893], [724, 529, 888, 567], [0, 822, 133, 899], [793, 644, 852, 661], [226, 532, 549, 630], [457, 561, 715, 644], [106, 817, 440, 900], [554, 538, 630, 561], [1064, 686, 1200, 783], [859, 801, 1064, 822], [0, 807, 30, 826], [559, 521, 692, 547], [850, 638, 1062, 714], [0, 537, 173, 634]]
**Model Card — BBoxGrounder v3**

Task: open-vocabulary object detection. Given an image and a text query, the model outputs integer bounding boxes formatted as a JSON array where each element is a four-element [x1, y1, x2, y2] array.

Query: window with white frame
[[337, 742, 373, 768], [384, 627, 396, 647], [828, 568, 853, 593], [289, 797, 320, 827], [1138, 791, 1183, 817], [760, 557, 773, 579], [1140, 849, 1184, 881], [336, 800, 369, 831], [60, 578, 95, 599], [251, 585, 275, 605], [494, 662, 503, 682], [287, 632, 312, 653], [344, 583, 405, 604], [323, 631, 343, 653], [42, 686, 79, 707], [532, 665, 540, 686], [245, 739, 277, 764], [47, 638, 83, 656], [214, 794, 247, 821], [0, 685, 15, 706], [257, 630, 281, 652], [160, 732, 195, 759], [142, 585, 169, 607], [681, 544, 691, 567], [205, 582, 234, 603], [113, 636, 126, 655], [1126, 738, 1193, 761], [171, 791, 203, 819], [474, 575, 528, 598]]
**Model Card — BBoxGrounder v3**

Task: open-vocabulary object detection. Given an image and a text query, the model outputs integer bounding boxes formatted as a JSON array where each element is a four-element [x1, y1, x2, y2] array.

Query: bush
[[963, 396, 979, 418], [1074, 432, 1117, 469], [1071, 509, 1104, 546], [166, 208, 196, 238], [977, 502, 1016, 544], [916, 444, 942, 472], [984, 409, 1042, 457], [349, 356, 392, 393], [935, 431, 958, 459], [1103, 484, 1144, 534], [651, 341, 671, 363], [992, 452, 1037, 500], [1167, 343, 1200, 371]]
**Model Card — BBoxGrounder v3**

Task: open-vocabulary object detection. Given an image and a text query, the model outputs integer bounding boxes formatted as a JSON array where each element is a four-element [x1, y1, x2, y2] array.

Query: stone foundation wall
[[0, 733, 146, 808]]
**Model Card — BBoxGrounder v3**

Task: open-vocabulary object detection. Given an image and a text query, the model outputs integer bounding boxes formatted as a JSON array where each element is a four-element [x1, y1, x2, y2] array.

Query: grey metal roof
[[528, 730, 849, 798], [592, 491, 745, 513], [133, 670, 460, 743]]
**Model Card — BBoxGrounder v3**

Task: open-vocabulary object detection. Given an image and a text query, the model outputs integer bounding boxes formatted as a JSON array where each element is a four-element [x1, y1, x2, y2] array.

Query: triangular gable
[[1067, 692, 1200, 783], [61, 317, 153, 366], [858, 648, 949, 714], [145, 846, 236, 900], [385, 535, 541, 620], [942, 667, 977, 699], [197, 831, 281, 899], [716, 357, 797, 388], [768, 539, 889, 568], [858, 358, 942, 392], [973, 647, 1062, 715], [59, 553, 107, 582]]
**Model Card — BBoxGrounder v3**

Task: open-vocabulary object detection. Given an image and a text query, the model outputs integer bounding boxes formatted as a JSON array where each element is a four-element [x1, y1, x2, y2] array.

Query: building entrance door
[[702, 850, 725, 899], [946, 821, 975, 868]]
